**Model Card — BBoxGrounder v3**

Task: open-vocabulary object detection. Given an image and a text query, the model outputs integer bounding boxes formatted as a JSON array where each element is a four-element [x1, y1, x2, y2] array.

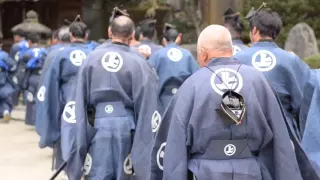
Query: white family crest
[[37, 86, 46, 102], [171, 88, 178, 95], [167, 48, 183, 62], [83, 153, 92, 176], [210, 68, 243, 95], [26, 92, 34, 102], [62, 101, 76, 123], [224, 144, 236, 156], [32, 48, 41, 57], [139, 45, 151, 54], [157, 142, 166, 170], [252, 50, 277, 72], [123, 154, 133, 175], [233, 45, 242, 55], [105, 105, 114, 114], [12, 76, 18, 84], [14, 52, 20, 62], [101, 52, 123, 72], [69, 50, 87, 66], [151, 111, 162, 133]]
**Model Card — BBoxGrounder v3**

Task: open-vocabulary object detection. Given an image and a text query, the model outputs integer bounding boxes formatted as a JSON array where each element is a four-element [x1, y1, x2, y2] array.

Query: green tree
[[242, 0, 320, 47]]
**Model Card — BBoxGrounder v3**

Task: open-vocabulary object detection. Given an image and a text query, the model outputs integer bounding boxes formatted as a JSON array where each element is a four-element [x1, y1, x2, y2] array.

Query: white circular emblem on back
[[123, 154, 133, 175], [233, 45, 242, 55], [14, 52, 20, 61], [210, 68, 243, 96], [27, 92, 34, 102], [105, 105, 114, 114], [138, 45, 152, 54], [167, 48, 183, 62], [101, 52, 123, 72], [12, 76, 18, 84], [151, 111, 162, 133], [157, 142, 166, 170], [252, 50, 277, 72], [83, 153, 92, 176], [37, 86, 46, 102], [62, 101, 76, 123], [69, 50, 87, 66], [171, 88, 178, 95], [224, 144, 236, 156]]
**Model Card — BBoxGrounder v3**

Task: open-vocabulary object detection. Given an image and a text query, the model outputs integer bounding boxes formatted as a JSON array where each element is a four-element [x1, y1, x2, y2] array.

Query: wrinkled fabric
[[234, 41, 310, 139], [65, 43, 161, 180], [0, 50, 16, 115], [302, 70, 320, 168], [232, 39, 248, 55], [20, 47, 47, 126], [299, 69, 318, 136], [148, 43, 198, 109], [151, 58, 319, 180], [9, 40, 29, 106], [36, 43, 91, 149], [85, 41, 100, 50]]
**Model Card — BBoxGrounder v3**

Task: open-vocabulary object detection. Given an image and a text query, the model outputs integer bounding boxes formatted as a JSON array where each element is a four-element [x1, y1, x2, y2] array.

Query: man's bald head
[[110, 16, 135, 38], [197, 25, 233, 66], [198, 25, 233, 51]]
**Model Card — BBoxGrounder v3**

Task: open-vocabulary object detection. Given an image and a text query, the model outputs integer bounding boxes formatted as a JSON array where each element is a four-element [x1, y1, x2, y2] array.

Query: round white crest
[[224, 144, 236, 156], [26, 92, 34, 102], [252, 50, 277, 72], [157, 142, 166, 170], [12, 76, 18, 84], [69, 50, 87, 66], [123, 154, 133, 175], [105, 105, 114, 114], [233, 45, 242, 55], [37, 86, 46, 102], [62, 101, 76, 123], [14, 52, 20, 62], [151, 111, 162, 133], [210, 68, 243, 96], [138, 45, 151, 55], [171, 88, 178, 95], [101, 52, 123, 72], [167, 48, 183, 62], [83, 153, 92, 176]]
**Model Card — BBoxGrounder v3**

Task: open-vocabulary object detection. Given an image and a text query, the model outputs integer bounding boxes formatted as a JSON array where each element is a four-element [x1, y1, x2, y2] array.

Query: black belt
[[190, 139, 255, 160]]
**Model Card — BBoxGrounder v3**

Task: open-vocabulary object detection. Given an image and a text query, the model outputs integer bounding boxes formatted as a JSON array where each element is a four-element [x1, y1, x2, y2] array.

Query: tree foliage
[[242, 0, 320, 47]]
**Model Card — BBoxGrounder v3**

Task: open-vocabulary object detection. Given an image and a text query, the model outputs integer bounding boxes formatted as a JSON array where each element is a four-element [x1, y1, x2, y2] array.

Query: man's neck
[[71, 38, 85, 43], [112, 38, 130, 46], [255, 36, 273, 43]]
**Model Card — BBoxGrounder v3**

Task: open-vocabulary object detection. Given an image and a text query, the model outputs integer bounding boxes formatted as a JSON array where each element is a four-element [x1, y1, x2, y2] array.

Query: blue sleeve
[[187, 53, 199, 73], [36, 55, 63, 149]]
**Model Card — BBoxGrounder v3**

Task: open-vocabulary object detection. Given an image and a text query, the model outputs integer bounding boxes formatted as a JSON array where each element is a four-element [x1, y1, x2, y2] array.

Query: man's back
[[234, 41, 310, 138], [151, 58, 304, 180], [66, 42, 161, 180], [148, 43, 198, 108]]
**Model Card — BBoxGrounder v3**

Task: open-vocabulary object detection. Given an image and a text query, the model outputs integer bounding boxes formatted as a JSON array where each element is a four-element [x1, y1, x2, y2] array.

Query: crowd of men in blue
[[0, 3, 320, 179]]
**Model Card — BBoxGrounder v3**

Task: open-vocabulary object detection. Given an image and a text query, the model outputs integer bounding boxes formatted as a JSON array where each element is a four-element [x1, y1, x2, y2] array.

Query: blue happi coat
[[0, 50, 16, 116], [96, 40, 143, 58], [232, 39, 248, 55], [135, 39, 162, 55], [20, 47, 47, 125], [151, 57, 320, 180], [65, 42, 161, 180], [302, 70, 320, 168], [234, 41, 310, 139], [9, 40, 29, 105], [36, 42, 91, 149], [85, 41, 100, 50], [148, 43, 199, 108]]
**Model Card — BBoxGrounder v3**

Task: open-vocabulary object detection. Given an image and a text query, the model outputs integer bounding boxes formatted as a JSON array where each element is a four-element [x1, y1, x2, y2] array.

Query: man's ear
[[253, 26, 258, 35], [162, 38, 167, 46], [108, 27, 112, 38]]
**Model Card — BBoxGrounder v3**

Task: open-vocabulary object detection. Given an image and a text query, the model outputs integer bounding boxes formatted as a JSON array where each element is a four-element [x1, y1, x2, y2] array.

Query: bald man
[[65, 15, 161, 180], [150, 25, 319, 180]]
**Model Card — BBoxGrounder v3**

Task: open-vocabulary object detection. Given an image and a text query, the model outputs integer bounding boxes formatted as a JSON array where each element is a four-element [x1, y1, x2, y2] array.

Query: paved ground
[[0, 105, 64, 180]]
